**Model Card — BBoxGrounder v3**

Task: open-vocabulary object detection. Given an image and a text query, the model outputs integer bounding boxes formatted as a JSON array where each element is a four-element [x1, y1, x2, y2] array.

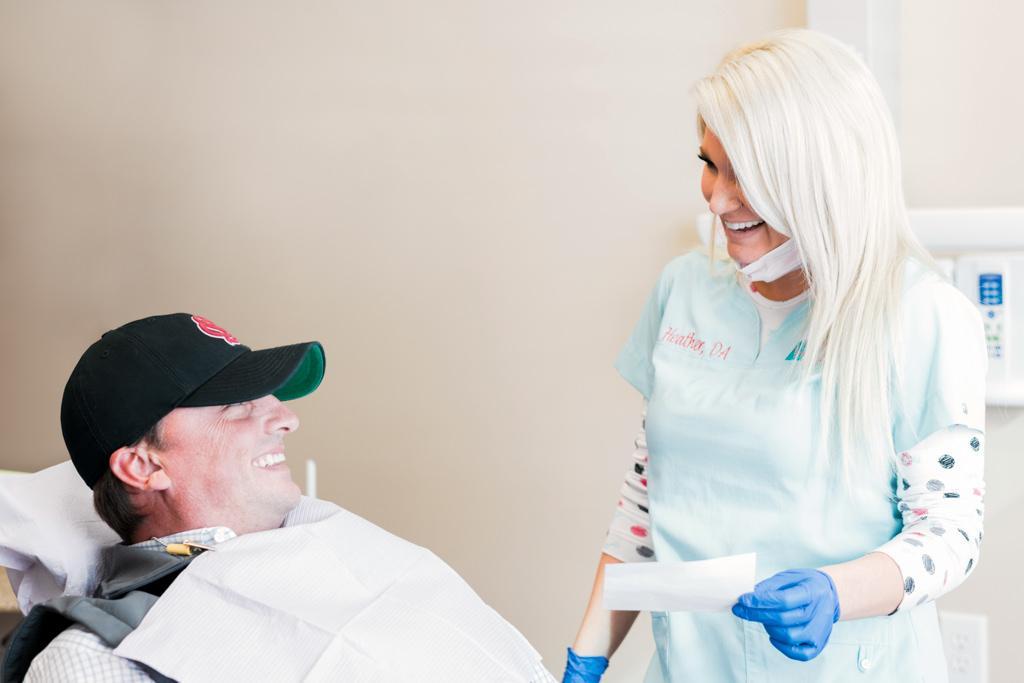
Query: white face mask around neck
[[737, 238, 803, 283]]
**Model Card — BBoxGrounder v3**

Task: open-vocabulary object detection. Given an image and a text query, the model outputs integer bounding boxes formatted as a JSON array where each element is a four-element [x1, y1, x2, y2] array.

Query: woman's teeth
[[253, 453, 286, 468], [724, 220, 765, 232]]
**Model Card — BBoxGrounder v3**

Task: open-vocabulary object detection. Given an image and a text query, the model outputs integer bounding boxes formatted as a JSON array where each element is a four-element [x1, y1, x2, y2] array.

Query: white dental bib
[[112, 499, 548, 682]]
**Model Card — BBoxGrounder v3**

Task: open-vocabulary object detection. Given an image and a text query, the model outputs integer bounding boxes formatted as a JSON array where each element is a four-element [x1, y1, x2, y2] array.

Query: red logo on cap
[[191, 315, 241, 346]]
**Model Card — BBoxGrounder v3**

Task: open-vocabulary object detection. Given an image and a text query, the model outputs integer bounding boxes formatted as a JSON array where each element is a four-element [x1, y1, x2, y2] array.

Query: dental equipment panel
[[955, 254, 1024, 405]]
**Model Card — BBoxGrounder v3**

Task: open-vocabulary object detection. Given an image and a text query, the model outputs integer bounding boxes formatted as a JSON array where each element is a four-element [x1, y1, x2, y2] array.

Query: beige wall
[[0, 2, 803, 678], [901, 0, 1024, 207], [5, 1, 1020, 681], [902, 2, 1024, 682]]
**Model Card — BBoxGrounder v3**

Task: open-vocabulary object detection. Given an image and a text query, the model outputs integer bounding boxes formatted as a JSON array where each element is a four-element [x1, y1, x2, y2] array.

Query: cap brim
[[179, 341, 325, 407]]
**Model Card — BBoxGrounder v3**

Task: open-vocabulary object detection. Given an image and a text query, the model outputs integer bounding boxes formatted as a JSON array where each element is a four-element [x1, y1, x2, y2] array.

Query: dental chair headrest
[[0, 461, 118, 613]]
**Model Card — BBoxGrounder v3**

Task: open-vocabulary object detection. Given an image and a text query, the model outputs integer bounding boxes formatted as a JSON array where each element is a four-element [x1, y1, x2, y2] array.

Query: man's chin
[[271, 485, 304, 529], [280, 479, 303, 506], [259, 480, 303, 527]]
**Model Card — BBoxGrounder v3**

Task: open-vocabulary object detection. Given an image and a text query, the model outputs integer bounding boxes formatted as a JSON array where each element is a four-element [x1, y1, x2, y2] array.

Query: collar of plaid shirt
[[131, 526, 237, 553]]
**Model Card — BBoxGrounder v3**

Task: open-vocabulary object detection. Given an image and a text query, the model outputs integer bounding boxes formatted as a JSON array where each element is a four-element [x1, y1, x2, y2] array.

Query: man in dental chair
[[0, 313, 552, 683]]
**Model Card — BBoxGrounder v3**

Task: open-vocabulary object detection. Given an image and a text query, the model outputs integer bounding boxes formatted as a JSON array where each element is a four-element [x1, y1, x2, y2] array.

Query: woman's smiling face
[[699, 128, 789, 267]]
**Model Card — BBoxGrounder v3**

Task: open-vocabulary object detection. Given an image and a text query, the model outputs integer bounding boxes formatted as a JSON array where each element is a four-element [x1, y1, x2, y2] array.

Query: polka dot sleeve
[[602, 408, 655, 562], [875, 425, 985, 613]]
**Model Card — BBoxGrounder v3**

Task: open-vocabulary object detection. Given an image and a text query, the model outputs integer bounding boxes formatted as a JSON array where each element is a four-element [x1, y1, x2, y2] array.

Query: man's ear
[[109, 444, 171, 492]]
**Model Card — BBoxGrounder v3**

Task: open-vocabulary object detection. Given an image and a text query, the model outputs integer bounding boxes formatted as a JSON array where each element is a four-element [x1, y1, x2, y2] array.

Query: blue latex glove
[[731, 569, 841, 662], [562, 647, 609, 683]]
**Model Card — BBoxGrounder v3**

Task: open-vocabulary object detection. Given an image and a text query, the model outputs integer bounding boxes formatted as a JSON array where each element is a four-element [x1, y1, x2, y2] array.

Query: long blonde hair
[[693, 29, 934, 483]]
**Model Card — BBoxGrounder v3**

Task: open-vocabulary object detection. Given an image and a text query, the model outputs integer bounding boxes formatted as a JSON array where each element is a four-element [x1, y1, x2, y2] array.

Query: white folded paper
[[602, 552, 756, 612]]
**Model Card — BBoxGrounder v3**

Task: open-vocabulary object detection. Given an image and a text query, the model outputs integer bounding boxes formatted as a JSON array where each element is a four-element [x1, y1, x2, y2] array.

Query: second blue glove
[[562, 646, 609, 683], [731, 568, 841, 661]]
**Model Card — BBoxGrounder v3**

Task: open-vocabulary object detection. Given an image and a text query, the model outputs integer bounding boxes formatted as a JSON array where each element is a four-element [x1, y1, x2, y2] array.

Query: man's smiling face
[[152, 394, 302, 534]]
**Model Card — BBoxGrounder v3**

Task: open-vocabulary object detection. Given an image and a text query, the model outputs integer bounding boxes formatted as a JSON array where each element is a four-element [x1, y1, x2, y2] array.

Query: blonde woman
[[564, 29, 986, 682]]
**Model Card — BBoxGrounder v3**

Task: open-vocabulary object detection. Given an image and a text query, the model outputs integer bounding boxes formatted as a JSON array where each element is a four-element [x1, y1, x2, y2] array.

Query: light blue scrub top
[[615, 252, 986, 682]]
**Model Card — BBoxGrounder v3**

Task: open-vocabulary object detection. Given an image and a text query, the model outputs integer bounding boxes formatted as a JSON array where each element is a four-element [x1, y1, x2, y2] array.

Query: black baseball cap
[[60, 313, 325, 487]]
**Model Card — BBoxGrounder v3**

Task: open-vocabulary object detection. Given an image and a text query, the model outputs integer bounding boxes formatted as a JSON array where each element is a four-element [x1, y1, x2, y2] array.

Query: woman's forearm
[[571, 553, 640, 657], [826, 426, 986, 621], [820, 551, 903, 620]]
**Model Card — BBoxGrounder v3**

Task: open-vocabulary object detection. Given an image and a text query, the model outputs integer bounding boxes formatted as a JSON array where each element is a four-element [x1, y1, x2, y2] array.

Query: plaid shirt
[[24, 527, 234, 683]]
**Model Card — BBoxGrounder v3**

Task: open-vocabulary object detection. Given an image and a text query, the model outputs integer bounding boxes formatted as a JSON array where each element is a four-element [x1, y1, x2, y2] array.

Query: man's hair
[[93, 421, 163, 543]]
